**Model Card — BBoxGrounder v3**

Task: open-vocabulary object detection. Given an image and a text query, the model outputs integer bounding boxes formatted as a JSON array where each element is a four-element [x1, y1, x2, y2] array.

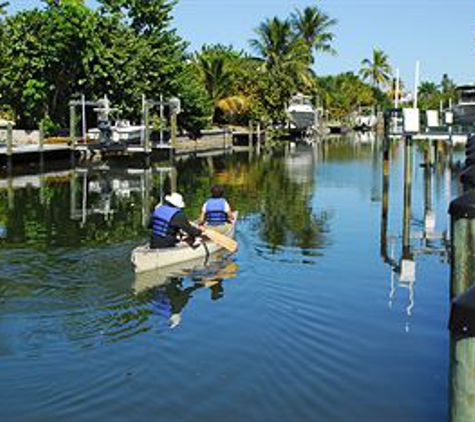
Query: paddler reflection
[[133, 255, 239, 329]]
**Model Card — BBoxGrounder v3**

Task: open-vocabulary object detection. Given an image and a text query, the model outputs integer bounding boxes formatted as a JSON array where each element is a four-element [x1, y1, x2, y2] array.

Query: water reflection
[[135, 255, 239, 329], [380, 138, 452, 331], [0, 140, 457, 421]]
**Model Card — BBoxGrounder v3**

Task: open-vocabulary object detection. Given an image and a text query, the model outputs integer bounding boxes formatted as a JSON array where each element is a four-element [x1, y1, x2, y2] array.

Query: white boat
[[354, 107, 378, 131], [287, 94, 318, 131], [131, 213, 238, 274], [87, 121, 146, 143], [452, 85, 475, 128]]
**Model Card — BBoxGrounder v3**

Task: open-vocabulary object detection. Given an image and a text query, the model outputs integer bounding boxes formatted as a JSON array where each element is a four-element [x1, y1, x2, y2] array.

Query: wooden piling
[[70, 105, 76, 148], [144, 103, 151, 154], [257, 122, 262, 154], [170, 112, 177, 152], [402, 136, 413, 257], [6, 123, 13, 157], [248, 121, 253, 149], [6, 123, 13, 172], [170, 167, 178, 193], [380, 142, 390, 260], [448, 192, 475, 422]]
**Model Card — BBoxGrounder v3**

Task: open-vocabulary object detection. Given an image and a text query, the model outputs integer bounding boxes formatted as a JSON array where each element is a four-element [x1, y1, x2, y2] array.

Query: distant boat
[[452, 85, 475, 128], [286, 94, 318, 132], [353, 107, 378, 131], [87, 121, 146, 144]]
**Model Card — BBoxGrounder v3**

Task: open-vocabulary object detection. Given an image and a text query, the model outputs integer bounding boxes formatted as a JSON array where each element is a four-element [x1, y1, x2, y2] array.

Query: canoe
[[131, 212, 238, 274]]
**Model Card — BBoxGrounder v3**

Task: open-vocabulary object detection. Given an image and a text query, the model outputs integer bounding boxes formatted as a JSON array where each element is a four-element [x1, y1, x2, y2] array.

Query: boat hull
[[288, 111, 317, 130], [131, 217, 237, 274]]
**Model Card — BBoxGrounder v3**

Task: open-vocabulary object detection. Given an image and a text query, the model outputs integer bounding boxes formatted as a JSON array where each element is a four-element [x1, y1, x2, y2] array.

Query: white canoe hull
[[131, 217, 237, 274]]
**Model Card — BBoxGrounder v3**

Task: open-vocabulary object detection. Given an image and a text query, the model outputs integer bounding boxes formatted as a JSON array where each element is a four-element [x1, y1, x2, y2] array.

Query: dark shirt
[[150, 209, 202, 249]]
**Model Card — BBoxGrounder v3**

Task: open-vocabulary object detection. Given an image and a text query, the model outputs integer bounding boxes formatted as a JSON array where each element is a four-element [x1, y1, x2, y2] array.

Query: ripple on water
[[0, 243, 157, 352]]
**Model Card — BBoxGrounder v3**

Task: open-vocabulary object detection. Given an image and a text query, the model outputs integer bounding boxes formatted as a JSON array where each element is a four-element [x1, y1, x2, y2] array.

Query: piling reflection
[[380, 138, 451, 331]]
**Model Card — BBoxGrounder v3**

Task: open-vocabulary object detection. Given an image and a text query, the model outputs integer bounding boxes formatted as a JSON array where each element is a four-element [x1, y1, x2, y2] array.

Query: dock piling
[[6, 122, 13, 172], [144, 102, 151, 154], [448, 192, 475, 422]]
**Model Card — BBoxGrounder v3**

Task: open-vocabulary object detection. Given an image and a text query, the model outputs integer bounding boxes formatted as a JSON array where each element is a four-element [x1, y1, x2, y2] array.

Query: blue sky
[[8, 0, 474, 86]]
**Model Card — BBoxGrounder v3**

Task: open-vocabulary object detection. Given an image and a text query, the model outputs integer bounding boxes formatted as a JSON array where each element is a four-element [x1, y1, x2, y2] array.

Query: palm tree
[[291, 5, 337, 62], [359, 49, 392, 89], [440, 73, 457, 103], [418, 81, 441, 110], [195, 53, 233, 106], [250, 17, 312, 86]]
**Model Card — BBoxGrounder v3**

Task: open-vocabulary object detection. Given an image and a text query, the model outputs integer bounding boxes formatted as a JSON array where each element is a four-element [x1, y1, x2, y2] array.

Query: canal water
[[0, 137, 461, 421]]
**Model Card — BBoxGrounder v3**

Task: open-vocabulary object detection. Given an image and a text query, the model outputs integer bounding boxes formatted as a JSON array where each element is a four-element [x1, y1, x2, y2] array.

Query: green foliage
[[177, 64, 214, 135], [315, 72, 377, 117], [417, 75, 457, 110], [0, 0, 212, 133], [418, 81, 441, 110]]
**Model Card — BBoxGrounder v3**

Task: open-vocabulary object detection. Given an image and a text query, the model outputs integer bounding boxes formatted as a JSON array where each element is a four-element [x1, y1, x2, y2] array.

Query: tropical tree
[[192, 45, 252, 124], [440, 73, 457, 104], [359, 49, 392, 89], [316, 72, 376, 117], [250, 17, 313, 122], [418, 81, 441, 110], [290, 5, 337, 62], [0, 0, 213, 133], [194, 49, 234, 106], [250, 17, 311, 78]]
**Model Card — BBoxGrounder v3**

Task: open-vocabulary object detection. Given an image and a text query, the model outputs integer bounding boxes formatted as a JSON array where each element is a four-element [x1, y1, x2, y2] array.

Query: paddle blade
[[204, 228, 238, 253]]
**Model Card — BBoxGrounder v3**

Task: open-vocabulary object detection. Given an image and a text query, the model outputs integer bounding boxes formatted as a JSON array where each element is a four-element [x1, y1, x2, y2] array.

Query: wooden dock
[[0, 143, 71, 156], [0, 126, 264, 167]]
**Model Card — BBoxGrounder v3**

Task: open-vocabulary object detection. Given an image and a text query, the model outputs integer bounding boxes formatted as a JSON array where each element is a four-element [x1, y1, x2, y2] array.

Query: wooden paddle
[[202, 228, 238, 254]]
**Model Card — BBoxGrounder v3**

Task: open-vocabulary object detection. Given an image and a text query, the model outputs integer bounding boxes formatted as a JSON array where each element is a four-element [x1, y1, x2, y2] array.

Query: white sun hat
[[165, 192, 185, 208]]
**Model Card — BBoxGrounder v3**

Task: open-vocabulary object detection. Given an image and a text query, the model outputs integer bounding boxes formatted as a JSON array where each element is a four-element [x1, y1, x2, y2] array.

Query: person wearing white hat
[[149, 192, 202, 249]]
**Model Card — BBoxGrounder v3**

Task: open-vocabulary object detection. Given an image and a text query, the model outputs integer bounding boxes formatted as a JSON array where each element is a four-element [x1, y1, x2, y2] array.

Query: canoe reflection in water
[[133, 254, 239, 329]]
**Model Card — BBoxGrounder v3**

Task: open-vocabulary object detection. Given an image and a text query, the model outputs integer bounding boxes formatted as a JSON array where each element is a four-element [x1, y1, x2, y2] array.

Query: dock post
[[144, 102, 151, 155], [170, 111, 177, 153], [248, 121, 253, 149], [380, 138, 390, 261], [402, 136, 413, 258], [39, 120, 44, 153], [448, 192, 475, 422], [224, 129, 228, 150], [70, 104, 77, 166], [70, 105, 76, 146], [257, 122, 262, 154], [39, 120, 45, 171], [7, 175, 14, 210], [170, 166, 178, 193], [449, 193, 475, 297], [6, 122, 13, 172]]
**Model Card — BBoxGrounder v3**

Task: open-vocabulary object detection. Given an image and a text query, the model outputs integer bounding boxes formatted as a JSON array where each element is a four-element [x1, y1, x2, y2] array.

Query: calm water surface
[[0, 137, 461, 421]]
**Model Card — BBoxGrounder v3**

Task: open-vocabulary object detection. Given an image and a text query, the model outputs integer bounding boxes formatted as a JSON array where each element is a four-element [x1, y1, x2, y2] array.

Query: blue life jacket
[[152, 204, 180, 238], [205, 198, 228, 226]]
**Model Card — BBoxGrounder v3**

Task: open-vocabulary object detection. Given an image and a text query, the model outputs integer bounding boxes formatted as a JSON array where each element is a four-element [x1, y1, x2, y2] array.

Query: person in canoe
[[150, 192, 203, 249], [199, 185, 234, 228]]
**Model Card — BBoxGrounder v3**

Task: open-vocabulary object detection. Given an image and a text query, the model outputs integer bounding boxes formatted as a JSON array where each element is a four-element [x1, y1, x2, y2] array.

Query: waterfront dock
[[0, 127, 259, 168]]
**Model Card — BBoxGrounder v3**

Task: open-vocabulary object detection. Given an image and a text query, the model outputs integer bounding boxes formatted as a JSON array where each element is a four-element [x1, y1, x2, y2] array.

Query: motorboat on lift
[[286, 94, 318, 132]]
